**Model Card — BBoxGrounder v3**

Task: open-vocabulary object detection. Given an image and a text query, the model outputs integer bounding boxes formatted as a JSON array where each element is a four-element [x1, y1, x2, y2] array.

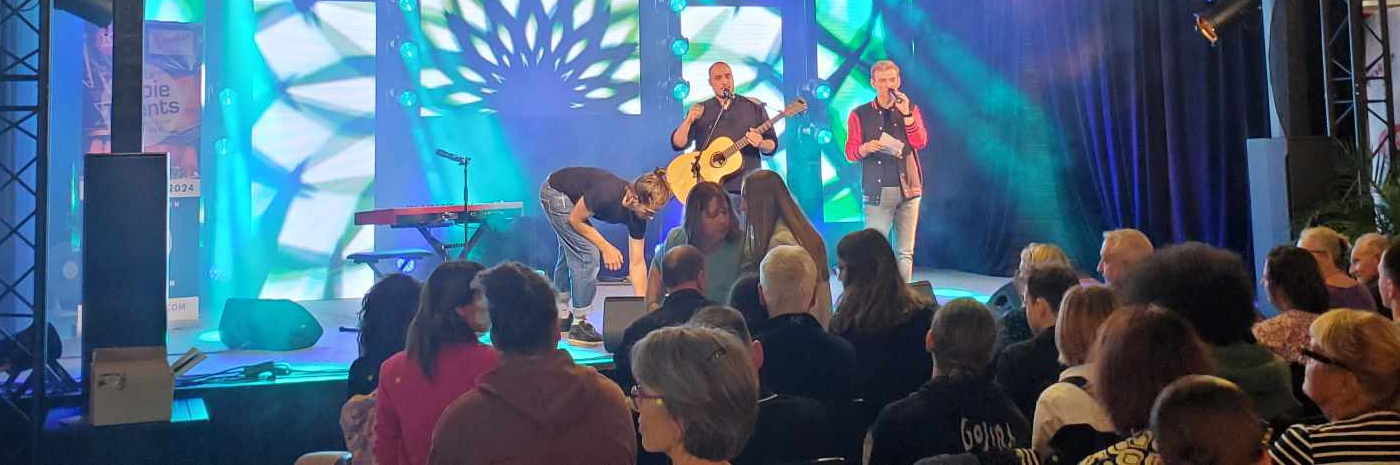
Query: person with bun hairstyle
[[540, 167, 673, 346]]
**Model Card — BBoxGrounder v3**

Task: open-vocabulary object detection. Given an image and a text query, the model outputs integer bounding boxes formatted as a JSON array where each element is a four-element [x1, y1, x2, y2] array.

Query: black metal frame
[[1321, 0, 1397, 178], [0, 0, 48, 463]]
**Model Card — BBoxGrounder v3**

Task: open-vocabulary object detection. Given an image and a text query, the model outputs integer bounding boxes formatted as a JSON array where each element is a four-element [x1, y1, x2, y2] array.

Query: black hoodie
[[869, 375, 1031, 465]]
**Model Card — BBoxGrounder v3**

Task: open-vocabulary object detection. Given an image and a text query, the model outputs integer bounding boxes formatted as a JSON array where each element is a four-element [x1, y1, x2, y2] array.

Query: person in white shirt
[[1031, 286, 1119, 456]]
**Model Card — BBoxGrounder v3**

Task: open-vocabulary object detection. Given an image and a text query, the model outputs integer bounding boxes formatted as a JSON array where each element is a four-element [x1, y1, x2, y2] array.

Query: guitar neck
[[722, 111, 792, 156]]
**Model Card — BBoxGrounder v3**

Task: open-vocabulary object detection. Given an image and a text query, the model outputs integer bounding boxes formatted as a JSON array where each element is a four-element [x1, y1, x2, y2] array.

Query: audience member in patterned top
[[1298, 226, 1376, 311], [1080, 306, 1216, 464], [1253, 245, 1332, 364], [1348, 232, 1390, 317], [1151, 375, 1269, 465], [1120, 242, 1301, 421], [1270, 309, 1400, 464]]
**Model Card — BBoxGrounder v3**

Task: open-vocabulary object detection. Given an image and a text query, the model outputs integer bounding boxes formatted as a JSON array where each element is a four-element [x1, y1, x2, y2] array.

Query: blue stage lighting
[[669, 37, 689, 56], [670, 80, 691, 100], [668, 0, 687, 13], [398, 90, 419, 109]]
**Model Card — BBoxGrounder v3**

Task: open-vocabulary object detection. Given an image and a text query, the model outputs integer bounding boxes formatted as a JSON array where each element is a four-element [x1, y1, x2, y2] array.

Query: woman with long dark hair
[[831, 228, 935, 409], [348, 274, 422, 398], [739, 170, 832, 325], [375, 261, 499, 465], [1254, 245, 1332, 364], [645, 181, 743, 307]]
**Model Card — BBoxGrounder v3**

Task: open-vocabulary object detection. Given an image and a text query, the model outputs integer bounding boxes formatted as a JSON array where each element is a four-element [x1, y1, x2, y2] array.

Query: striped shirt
[[1269, 410, 1400, 464]]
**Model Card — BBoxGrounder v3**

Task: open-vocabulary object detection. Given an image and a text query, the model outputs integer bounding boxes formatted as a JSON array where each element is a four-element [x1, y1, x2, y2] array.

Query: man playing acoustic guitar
[[670, 62, 778, 203]]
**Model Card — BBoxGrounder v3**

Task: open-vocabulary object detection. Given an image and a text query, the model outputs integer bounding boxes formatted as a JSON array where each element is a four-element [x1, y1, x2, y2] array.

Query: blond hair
[[1353, 232, 1389, 257], [633, 168, 673, 211], [1055, 286, 1120, 366], [1103, 229, 1154, 258], [1299, 226, 1350, 266], [1309, 309, 1400, 408], [871, 60, 900, 76]]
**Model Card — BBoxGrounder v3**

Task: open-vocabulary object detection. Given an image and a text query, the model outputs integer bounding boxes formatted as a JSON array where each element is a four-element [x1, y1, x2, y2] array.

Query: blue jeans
[[540, 183, 599, 310], [864, 186, 921, 281]]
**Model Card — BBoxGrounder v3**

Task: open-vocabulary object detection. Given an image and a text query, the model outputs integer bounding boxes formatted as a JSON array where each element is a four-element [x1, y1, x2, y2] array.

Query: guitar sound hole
[[709, 154, 725, 168]]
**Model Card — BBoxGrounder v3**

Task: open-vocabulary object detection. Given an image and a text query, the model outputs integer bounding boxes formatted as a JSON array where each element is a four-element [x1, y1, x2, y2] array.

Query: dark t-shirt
[[673, 96, 778, 192], [548, 167, 647, 239], [733, 390, 834, 465]]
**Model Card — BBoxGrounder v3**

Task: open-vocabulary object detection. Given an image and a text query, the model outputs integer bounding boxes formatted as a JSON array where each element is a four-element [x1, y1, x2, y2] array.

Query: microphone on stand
[[722, 88, 734, 100], [435, 149, 471, 164]]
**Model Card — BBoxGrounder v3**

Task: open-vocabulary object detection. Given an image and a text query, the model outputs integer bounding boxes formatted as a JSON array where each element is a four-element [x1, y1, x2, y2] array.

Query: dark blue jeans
[[540, 183, 599, 310]]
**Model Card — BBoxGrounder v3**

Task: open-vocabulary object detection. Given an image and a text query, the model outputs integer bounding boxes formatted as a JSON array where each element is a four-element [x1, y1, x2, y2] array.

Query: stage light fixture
[[399, 0, 417, 14], [669, 80, 691, 100], [398, 90, 419, 109], [214, 138, 230, 156], [664, 37, 690, 56], [803, 79, 834, 101], [802, 123, 834, 145], [399, 41, 420, 64], [1194, 0, 1260, 45], [218, 88, 237, 107], [661, 0, 687, 13]]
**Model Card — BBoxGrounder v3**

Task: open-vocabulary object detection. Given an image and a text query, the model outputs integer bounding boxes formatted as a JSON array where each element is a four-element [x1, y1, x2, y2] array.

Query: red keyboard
[[354, 202, 524, 227]]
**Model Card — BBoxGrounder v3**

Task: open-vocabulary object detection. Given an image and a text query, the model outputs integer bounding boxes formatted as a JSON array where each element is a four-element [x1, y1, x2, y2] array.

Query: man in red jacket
[[428, 262, 636, 464], [844, 60, 930, 282]]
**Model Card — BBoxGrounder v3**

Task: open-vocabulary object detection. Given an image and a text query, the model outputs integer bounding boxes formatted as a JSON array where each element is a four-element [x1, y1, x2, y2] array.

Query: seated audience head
[[727, 272, 768, 327], [631, 325, 760, 462], [662, 245, 707, 292], [1119, 242, 1256, 347], [759, 245, 818, 318], [628, 168, 674, 220], [740, 170, 829, 279], [475, 261, 561, 355], [1379, 242, 1400, 309], [1017, 242, 1072, 279], [1054, 285, 1119, 366], [832, 228, 933, 334], [1019, 264, 1080, 334], [1263, 245, 1330, 314], [1150, 375, 1267, 465], [684, 181, 740, 248], [1093, 305, 1216, 433], [1350, 232, 1388, 282], [405, 261, 487, 380], [1302, 308, 1400, 421], [359, 273, 421, 361], [1297, 226, 1350, 276], [689, 305, 762, 370], [925, 298, 998, 380], [1098, 228, 1154, 285]]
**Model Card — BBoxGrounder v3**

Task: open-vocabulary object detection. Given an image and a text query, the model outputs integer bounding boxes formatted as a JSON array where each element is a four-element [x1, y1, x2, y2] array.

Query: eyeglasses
[[1301, 348, 1352, 371], [627, 385, 664, 412]]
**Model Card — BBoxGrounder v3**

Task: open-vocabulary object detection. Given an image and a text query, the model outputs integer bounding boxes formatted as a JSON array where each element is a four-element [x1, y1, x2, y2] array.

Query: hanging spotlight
[[660, 0, 687, 13], [659, 78, 691, 101], [1194, 0, 1260, 45], [801, 123, 834, 145], [661, 36, 690, 57], [802, 79, 834, 101]]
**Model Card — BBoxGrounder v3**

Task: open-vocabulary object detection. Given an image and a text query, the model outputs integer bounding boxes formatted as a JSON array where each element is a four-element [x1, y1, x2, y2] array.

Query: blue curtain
[[885, 0, 1269, 276]]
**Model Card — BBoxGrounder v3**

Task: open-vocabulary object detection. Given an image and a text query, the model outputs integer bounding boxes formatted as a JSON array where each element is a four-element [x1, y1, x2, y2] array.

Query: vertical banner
[[81, 21, 204, 323]]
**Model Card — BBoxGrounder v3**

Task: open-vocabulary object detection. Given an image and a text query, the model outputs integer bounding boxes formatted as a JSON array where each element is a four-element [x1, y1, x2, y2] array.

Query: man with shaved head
[[670, 61, 778, 197]]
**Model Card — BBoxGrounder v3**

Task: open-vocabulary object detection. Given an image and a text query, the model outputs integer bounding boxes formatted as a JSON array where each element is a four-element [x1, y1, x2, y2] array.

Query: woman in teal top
[[645, 182, 744, 307]]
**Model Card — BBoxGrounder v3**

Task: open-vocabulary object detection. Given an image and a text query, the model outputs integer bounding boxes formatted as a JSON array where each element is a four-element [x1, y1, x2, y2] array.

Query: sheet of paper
[[878, 131, 905, 157]]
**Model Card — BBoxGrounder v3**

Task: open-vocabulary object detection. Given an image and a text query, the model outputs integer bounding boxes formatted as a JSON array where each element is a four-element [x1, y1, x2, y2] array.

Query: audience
[[690, 306, 834, 465], [1253, 245, 1331, 364], [631, 325, 760, 465], [428, 262, 635, 464], [645, 182, 743, 308], [741, 169, 833, 325], [349, 274, 422, 398], [1350, 232, 1389, 317], [376, 261, 499, 465], [1080, 306, 1216, 463], [830, 229, 937, 410], [727, 272, 768, 332], [1000, 243, 1074, 350], [615, 245, 715, 389], [1120, 242, 1301, 421], [1378, 241, 1400, 318], [869, 298, 1030, 465], [1031, 285, 1118, 459], [1298, 226, 1376, 311], [1150, 375, 1268, 465], [995, 264, 1078, 418], [1097, 228, 1153, 287], [1269, 309, 1400, 464], [754, 245, 857, 403]]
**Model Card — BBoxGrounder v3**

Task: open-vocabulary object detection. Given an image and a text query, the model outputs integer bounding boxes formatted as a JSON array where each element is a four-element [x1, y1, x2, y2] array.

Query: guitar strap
[[695, 97, 728, 176]]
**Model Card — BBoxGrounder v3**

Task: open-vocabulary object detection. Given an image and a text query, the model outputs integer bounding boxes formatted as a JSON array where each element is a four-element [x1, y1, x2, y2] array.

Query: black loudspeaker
[[1247, 137, 1341, 315], [986, 281, 1021, 319], [219, 299, 324, 351], [1265, 0, 1326, 137], [82, 153, 168, 400]]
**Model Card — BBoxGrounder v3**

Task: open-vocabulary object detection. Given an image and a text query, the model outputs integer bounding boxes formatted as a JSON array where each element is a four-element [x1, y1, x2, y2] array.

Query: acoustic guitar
[[667, 97, 808, 203]]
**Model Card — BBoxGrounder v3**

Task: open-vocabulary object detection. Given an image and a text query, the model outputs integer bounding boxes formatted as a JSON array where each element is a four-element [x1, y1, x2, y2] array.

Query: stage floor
[[51, 268, 1009, 386]]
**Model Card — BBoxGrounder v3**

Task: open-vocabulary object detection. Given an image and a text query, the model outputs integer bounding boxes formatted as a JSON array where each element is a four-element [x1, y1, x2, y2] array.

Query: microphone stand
[[436, 149, 472, 209]]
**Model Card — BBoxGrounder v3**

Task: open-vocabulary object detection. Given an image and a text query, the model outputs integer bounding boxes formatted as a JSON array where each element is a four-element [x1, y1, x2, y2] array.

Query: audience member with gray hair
[[1298, 226, 1377, 311], [688, 306, 834, 465], [753, 245, 857, 403], [869, 298, 1030, 465], [1350, 232, 1391, 317], [1097, 228, 1153, 286], [631, 325, 760, 465]]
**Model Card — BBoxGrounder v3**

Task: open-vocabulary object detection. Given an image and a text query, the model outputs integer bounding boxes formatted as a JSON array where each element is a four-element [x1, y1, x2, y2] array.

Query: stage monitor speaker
[[219, 299, 324, 351], [1247, 137, 1341, 316], [82, 153, 168, 401]]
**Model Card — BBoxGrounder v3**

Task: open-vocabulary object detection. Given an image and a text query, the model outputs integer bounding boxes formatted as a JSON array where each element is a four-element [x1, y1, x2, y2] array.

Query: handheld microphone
[[889, 88, 904, 104], [435, 149, 471, 164]]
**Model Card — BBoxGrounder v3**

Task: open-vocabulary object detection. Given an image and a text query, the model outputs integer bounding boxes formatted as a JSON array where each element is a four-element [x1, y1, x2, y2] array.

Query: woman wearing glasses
[[631, 325, 759, 465], [1270, 309, 1400, 464], [540, 167, 672, 346]]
